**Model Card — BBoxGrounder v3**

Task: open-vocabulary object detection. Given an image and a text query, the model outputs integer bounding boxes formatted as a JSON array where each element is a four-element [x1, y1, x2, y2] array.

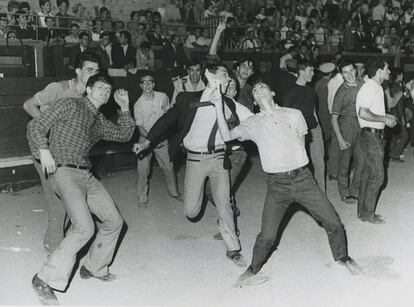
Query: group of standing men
[[24, 26, 400, 303]]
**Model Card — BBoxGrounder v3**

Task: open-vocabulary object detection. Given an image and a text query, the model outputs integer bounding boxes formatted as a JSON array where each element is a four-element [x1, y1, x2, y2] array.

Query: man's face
[[341, 64, 356, 84], [88, 81, 112, 105], [380, 63, 390, 81], [101, 35, 110, 47], [77, 61, 99, 84], [71, 26, 79, 36], [301, 66, 314, 82], [18, 15, 27, 25], [119, 33, 127, 44], [140, 76, 155, 94], [188, 64, 201, 83], [236, 61, 254, 80], [59, 2, 68, 14], [252, 82, 274, 104], [80, 35, 90, 48], [225, 78, 237, 99], [41, 1, 51, 13], [0, 17, 8, 28], [214, 66, 230, 84]]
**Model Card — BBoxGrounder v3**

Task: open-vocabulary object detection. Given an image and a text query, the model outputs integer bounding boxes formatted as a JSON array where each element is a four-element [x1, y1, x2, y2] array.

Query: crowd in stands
[[1, 0, 414, 74]]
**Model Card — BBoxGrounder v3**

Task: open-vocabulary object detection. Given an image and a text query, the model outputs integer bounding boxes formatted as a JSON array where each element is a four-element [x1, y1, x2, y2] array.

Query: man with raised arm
[[211, 80, 363, 287]]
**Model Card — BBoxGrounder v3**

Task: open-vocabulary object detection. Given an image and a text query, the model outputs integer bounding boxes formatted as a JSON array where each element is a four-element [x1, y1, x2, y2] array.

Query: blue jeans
[[250, 167, 348, 274], [38, 167, 124, 291], [354, 131, 385, 219]]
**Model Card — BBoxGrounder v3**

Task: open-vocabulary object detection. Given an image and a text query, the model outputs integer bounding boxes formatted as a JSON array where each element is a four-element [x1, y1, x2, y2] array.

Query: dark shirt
[[237, 83, 254, 112], [332, 80, 364, 117], [282, 84, 318, 130], [27, 96, 135, 168]]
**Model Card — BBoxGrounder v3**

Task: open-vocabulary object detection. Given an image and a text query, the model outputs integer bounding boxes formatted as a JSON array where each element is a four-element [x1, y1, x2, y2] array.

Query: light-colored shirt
[[134, 91, 170, 131], [234, 106, 309, 173], [356, 79, 386, 129], [171, 76, 206, 105], [34, 79, 82, 112], [327, 73, 344, 113], [183, 87, 252, 151], [372, 4, 385, 21], [279, 53, 292, 70]]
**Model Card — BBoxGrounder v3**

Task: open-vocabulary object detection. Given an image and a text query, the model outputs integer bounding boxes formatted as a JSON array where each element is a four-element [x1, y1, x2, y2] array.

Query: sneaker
[[234, 267, 269, 287], [226, 250, 247, 267], [32, 274, 59, 306], [337, 256, 364, 275], [79, 265, 117, 282]]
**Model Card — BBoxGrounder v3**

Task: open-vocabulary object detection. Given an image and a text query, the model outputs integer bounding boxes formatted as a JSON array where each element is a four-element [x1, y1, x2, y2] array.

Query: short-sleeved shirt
[[327, 73, 344, 113], [133, 91, 170, 132], [238, 83, 254, 112], [35, 79, 82, 112], [356, 79, 386, 129], [234, 106, 309, 173], [332, 80, 364, 117]]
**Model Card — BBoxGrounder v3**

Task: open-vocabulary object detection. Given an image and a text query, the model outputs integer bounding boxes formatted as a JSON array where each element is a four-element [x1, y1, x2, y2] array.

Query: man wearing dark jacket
[[111, 30, 136, 69]]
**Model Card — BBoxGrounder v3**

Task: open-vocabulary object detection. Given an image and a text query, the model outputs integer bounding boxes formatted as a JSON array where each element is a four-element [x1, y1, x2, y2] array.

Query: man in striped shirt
[[28, 73, 135, 305]]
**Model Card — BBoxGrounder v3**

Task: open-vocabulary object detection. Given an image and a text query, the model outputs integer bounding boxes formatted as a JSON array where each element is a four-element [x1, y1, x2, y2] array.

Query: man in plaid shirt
[[27, 73, 135, 305]]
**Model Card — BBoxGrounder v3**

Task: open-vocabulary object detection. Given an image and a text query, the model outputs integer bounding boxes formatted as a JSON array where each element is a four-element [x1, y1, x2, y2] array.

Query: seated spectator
[[182, 0, 203, 25], [91, 19, 103, 41], [19, 1, 35, 26], [280, 46, 297, 70], [144, 9, 153, 24], [102, 18, 114, 33], [280, 17, 293, 39], [388, 25, 402, 53], [240, 27, 262, 51], [7, 0, 19, 26], [95, 31, 112, 69], [0, 13, 11, 38], [65, 23, 80, 43], [146, 23, 168, 46], [375, 26, 390, 53], [203, 2, 217, 19], [218, 2, 234, 22], [164, 0, 182, 23], [132, 23, 148, 49], [234, 3, 247, 25], [100, 6, 111, 20], [195, 28, 211, 47], [71, 3, 88, 30], [257, 29, 272, 51], [38, 15, 61, 42], [12, 10, 35, 39], [152, 11, 162, 24], [255, 6, 266, 21], [68, 32, 93, 69], [37, 0, 53, 28], [135, 41, 155, 71], [294, 6, 307, 30], [185, 27, 201, 48], [282, 30, 296, 50], [112, 30, 137, 69], [162, 34, 188, 74], [55, 0, 72, 36]]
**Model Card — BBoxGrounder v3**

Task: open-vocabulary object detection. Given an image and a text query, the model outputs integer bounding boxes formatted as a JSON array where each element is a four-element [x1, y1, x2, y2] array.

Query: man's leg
[[293, 168, 348, 261], [33, 159, 66, 253], [37, 168, 95, 291], [310, 126, 326, 191], [82, 174, 124, 278], [153, 141, 180, 197], [327, 132, 340, 179], [137, 151, 153, 205], [208, 154, 240, 252]]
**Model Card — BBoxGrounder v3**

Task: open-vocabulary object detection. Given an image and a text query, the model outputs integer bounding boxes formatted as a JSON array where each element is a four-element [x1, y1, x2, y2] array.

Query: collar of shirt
[[200, 86, 217, 102], [84, 96, 99, 116]]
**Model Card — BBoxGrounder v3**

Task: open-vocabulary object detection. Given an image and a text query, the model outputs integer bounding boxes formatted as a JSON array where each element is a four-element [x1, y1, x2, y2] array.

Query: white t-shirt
[[356, 79, 386, 129], [134, 91, 170, 131]]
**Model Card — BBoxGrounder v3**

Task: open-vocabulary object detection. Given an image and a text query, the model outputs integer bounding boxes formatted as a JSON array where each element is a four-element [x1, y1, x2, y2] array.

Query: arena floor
[[1, 149, 414, 306]]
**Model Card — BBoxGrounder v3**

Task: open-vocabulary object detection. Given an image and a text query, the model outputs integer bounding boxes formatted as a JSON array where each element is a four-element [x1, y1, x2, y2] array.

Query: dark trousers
[[250, 167, 348, 274], [354, 131, 385, 219], [388, 125, 409, 159], [337, 117, 362, 198]]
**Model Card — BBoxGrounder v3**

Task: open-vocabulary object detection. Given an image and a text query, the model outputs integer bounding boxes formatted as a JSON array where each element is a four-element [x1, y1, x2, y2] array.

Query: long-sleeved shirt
[[27, 96, 135, 168]]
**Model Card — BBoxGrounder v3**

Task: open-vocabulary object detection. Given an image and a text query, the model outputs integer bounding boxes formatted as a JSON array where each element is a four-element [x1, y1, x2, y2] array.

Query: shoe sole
[[234, 274, 269, 288], [32, 286, 59, 306]]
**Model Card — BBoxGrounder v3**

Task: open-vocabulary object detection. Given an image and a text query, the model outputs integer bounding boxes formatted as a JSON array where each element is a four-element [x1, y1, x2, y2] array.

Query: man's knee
[[256, 232, 277, 248]]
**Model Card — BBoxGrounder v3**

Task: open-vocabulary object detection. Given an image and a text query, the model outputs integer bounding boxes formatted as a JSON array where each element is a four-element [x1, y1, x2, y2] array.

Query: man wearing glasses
[[133, 63, 250, 267], [133, 72, 182, 207]]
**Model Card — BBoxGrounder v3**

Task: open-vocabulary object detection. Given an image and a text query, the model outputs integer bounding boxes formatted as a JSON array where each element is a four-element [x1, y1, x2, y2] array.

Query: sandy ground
[[1, 149, 414, 307]]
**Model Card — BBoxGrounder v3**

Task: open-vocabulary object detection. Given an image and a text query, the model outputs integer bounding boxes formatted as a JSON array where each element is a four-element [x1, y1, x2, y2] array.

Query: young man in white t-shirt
[[212, 81, 363, 286]]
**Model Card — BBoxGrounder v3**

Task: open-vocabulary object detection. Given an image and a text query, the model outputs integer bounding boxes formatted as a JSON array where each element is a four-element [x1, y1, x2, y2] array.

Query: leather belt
[[362, 127, 384, 134], [272, 165, 307, 176], [57, 164, 89, 170], [188, 148, 225, 155]]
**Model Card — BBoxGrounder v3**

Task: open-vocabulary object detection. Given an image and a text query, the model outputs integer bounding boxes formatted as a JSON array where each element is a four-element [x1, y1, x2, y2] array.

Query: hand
[[39, 149, 56, 176], [217, 21, 227, 33], [338, 139, 351, 151], [132, 140, 150, 154], [209, 86, 222, 106], [114, 89, 129, 111], [384, 114, 397, 127]]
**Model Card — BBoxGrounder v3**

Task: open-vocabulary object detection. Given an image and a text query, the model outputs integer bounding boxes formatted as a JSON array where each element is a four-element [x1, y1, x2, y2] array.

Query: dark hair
[[44, 15, 54, 23], [139, 71, 155, 83], [130, 10, 138, 20], [337, 57, 353, 73], [70, 22, 79, 29], [76, 52, 100, 69], [39, 0, 50, 7], [390, 67, 403, 80], [205, 60, 227, 74], [14, 10, 27, 21], [99, 6, 109, 14], [187, 59, 201, 68], [252, 79, 274, 92], [140, 41, 151, 49], [233, 57, 255, 70], [86, 72, 113, 89], [7, 0, 19, 12], [120, 30, 131, 43], [296, 59, 314, 71], [99, 31, 110, 39], [18, 1, 30, 11], [78, 31, 89, 40], [287, 46, 296, 53], [365, 57, 388, 78], [57, 0, 69, 7]]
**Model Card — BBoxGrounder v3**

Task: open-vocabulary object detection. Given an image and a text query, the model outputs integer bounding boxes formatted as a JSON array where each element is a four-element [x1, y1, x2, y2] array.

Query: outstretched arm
[[208, 21, 227, 57]]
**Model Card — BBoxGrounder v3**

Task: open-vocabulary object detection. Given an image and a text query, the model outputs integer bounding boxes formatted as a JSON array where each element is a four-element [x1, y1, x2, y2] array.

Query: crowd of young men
[[25, 43, 403, 303]]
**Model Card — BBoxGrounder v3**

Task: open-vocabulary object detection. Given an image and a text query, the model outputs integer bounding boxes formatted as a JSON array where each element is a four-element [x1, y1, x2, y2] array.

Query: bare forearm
[[23, 97, 41, 118], [138, 126, 148, 138], [331, 114, 344, 142], [358, 107, 387, 123]]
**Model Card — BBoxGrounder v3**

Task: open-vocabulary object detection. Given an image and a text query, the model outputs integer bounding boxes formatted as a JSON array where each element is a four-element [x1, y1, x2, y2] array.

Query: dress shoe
[[32, 274, 59, 306], [337, 256, 364, 275], [359, 214, 385, 224], [79, 265, 117, 282], [341, 195, 357, 204], [226, 250, 247, 267], [234, 266, 269, 287]]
